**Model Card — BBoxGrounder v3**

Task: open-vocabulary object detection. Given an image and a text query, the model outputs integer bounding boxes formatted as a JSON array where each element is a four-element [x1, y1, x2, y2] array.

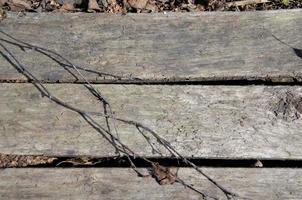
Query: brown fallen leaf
[[152, 163, 178, 185], [88, 0, 101, 12], [112, 4, 123, 13], [60, 2, 76, 11], [7, 0, 33, 11], [145, 0, 158, 12], [107, 0, 117, 6], [57, 0, 81, 12], [50, 0, 60, 8], [127, 0, 148, 10]]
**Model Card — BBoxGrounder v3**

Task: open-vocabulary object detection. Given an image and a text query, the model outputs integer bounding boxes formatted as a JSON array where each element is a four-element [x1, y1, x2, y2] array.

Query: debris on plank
[[271, 91, 302, 121], [151, 163, 178, 185], [0, 153, 57, 167]]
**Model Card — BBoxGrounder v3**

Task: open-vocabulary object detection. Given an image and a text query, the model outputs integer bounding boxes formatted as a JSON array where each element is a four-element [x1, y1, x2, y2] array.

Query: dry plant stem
[[0, 30, 135, 171], [0, 30, 239, 199], [115, 118, 239, 199], [0, 42, 233, 200], [0, 40, 236, 200]]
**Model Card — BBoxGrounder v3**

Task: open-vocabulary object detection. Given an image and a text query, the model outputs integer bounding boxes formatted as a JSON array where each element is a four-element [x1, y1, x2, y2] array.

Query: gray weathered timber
[[0, 168, 301, 200], [1, 83, 302, 159], [1, 10, 302, 83]]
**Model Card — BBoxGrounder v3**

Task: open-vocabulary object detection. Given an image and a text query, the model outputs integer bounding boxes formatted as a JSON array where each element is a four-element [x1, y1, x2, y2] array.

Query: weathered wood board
[[1, 83, 302, 159], [0, 168, 301, 200], [1, 10, 302, 83]]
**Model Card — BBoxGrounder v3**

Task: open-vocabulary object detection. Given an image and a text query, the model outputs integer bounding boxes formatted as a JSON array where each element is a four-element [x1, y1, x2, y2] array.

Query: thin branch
[[0, 30, 243, 199]]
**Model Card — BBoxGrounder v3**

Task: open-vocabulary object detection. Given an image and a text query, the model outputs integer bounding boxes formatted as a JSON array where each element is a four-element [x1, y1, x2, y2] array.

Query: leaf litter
[[0, 0, 301, 13]]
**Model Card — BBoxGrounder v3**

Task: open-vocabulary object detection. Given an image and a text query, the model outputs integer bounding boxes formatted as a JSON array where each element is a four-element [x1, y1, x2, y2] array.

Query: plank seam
[[1, 154, 302, 168], [1, 78, 302, 85]]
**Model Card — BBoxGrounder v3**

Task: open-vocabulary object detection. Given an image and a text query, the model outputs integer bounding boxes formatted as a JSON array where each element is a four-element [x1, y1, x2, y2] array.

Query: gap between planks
[[2, 153, 302, 168], [2, 78, 302, 85]]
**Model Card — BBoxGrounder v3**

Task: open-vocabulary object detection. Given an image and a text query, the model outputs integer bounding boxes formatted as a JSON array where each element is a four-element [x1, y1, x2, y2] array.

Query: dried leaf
[[127, 0, 148, 9], [55, 0, 81, 12], [59, 2, 76, 11], [145, 0, 158, 12], [50, 0, 60, 7], [112, 4, 123, 12], [88, 0, 101, 12], [7, 0, 33, 11], [152, 163, 178, 185], [107, 0, 116, 5]]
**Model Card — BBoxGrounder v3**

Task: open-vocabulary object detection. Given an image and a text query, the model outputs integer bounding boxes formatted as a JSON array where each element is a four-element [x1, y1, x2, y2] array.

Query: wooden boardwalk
[[0, 10, 302, 200]]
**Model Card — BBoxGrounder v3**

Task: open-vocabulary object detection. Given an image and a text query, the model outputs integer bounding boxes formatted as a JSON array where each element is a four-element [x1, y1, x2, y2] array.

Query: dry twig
[[0, 29, 243, 200]]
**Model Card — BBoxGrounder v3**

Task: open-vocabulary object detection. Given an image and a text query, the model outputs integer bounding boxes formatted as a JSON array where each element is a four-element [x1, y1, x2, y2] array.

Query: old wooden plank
[[1, 10, 302, 83], [1, 83, 302, 158], [0, 168, 301, 199]]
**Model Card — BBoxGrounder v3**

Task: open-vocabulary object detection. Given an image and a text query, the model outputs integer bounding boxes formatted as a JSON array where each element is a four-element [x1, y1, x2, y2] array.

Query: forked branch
[[0, 29, 244, 200]]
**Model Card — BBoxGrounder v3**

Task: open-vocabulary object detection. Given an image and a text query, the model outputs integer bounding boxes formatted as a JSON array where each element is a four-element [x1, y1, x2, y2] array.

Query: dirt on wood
[[272, 91, 302, 121], [0, 153, 123, 167], [0, 153, 57, 167]]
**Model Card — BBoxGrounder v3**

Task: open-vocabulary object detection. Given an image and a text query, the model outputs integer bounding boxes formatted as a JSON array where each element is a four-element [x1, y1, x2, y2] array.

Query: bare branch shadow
[[270, 33, 302, 60]]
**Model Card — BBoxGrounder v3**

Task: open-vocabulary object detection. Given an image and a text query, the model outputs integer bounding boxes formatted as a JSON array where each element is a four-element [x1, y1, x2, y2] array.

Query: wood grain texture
[[1, 83, 302, 159], [0, 168, 301, 200], [1, 10, 302, 83]]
